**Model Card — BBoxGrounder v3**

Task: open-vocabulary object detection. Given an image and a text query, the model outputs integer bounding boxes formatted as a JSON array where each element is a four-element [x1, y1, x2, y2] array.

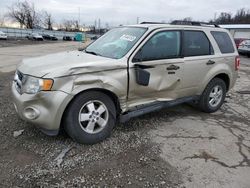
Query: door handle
[[167, 64, 180, 71], [206, 60, 215, 65], [134, 64, 155, 69]]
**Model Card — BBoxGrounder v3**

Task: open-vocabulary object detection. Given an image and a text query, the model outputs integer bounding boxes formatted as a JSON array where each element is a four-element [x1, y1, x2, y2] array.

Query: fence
[[0, 27, 91, 40]]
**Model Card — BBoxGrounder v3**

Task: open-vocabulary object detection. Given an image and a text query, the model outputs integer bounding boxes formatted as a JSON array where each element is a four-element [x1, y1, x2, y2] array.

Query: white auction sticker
[[120, 34, 136, 42]]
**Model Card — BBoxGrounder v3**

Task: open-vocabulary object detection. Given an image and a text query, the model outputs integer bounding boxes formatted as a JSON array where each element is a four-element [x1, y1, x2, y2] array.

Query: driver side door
[[127, 29, 185, 108]]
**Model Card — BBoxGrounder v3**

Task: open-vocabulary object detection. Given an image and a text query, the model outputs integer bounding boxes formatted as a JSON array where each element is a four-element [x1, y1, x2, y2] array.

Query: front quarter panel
[[52, 59, 128, 112]]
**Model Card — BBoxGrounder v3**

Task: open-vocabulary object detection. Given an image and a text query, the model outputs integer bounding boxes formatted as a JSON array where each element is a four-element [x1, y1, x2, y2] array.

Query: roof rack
[[140, 22, 166, 24], [171, 20, 220, 28]]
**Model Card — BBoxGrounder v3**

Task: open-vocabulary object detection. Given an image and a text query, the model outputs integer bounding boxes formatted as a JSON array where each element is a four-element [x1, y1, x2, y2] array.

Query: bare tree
[[0, 14, 6, 27], [8, 1, 40, 29], [212, 9, 250, 24], [62, 19, 72, 31], [182, 17, 192, 22], [62, 19, 79, 31], [213, 12, 233, 24], [234, 8, 250, 24], [42, 11, 53, 30]]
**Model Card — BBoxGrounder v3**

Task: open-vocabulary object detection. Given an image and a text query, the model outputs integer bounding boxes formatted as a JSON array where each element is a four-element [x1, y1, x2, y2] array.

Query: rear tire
[[199, 78, 226, 113], [64, 91, 116, 144]]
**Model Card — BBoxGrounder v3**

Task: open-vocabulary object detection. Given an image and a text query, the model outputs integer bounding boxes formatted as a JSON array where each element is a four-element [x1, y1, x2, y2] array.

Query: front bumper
[[12, 82, 72, 136]]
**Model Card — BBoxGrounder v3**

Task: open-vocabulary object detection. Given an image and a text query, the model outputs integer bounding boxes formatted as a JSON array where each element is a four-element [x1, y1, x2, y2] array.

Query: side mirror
[[132, 49, 143, 62], [134, 64, 151, 86]]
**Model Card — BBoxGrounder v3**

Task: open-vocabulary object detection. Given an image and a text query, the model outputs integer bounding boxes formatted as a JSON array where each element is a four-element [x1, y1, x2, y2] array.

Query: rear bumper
[[12, 82, 73, 136]]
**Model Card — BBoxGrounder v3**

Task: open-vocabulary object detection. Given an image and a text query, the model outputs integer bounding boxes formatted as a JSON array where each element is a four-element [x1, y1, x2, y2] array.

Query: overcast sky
[[0, 0, 249, 27]]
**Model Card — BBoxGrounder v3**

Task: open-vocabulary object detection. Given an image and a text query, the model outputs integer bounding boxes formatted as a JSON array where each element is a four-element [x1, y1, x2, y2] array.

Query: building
[[220, 24, 250, 39]]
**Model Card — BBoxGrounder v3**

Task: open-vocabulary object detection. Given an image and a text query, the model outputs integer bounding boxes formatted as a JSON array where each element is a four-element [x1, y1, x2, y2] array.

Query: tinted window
[[183, 31, 213, 57], [138, 31, 181, 61], [211, 31, 235, 53]]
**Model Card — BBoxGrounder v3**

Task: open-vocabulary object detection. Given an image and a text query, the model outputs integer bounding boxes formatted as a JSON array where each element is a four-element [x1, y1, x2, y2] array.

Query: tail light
[[235, 56, 240, 71]]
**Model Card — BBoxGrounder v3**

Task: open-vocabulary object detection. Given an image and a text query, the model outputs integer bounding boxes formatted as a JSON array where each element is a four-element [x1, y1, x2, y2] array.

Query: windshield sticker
[[120, 34, 136, 42]]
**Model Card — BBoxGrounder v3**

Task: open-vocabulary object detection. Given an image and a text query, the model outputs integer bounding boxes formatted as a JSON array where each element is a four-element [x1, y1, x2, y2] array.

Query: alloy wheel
[[78, 100, 109, 134]]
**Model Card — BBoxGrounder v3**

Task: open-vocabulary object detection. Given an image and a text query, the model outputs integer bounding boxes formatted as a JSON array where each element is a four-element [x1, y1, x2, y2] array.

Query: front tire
[[64, 91, 116, 144], [199, 78, 226, 113]]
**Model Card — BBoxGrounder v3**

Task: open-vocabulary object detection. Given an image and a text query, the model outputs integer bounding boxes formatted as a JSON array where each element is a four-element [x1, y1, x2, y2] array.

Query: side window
[[211, 31, 235, 54], [183, 31, 213, 57], [138, 31, 181, 61]]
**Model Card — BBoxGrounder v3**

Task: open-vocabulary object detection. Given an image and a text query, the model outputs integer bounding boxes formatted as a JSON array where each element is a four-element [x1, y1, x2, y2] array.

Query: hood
[[18, 51, 123, 77]]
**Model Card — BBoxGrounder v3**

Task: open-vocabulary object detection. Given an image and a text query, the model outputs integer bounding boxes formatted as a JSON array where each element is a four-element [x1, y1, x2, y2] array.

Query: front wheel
[[199, 78, 227, 113], [64, 91, 116, 144]]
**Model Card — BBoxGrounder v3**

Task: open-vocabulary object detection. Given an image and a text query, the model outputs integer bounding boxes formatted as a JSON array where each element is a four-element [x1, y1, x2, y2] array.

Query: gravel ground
[[0, 42, 249, 187], [0, 71, 182, 187]]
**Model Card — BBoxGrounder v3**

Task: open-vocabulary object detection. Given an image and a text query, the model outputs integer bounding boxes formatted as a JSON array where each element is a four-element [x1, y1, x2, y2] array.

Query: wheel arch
[[213, 73, 230, 91], [199, 72, 231, 95], [60, 88, 122, 131]]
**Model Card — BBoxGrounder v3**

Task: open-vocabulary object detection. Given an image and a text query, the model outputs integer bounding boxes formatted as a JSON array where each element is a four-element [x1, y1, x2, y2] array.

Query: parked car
[[234, 38, 247, 49], [90, 36, 98, 40], [42, 34, 58, 41], [0, 31, 7, 40], [63, 36, 72, 41], [238, 39, 250, 57], [12, 22, 239, 144], [27, 33, 43, 41]]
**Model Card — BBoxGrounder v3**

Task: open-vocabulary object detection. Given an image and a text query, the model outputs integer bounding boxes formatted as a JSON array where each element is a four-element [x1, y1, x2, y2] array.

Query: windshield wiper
[[85, 50, 100, 56]]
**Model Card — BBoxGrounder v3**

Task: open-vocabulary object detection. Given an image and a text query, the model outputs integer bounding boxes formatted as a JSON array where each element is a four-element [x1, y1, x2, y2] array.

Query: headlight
[[22, 75, 54, 94]]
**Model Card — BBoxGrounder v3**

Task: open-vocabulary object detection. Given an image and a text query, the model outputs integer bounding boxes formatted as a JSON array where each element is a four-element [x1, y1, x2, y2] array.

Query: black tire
[[199, 78, 227, 113], [64, 91, 116, 144]]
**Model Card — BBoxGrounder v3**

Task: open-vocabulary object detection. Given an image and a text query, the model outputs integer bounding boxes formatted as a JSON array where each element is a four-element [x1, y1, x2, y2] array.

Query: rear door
[[180, 30, 217, 96], [127, 29, 185, 108]]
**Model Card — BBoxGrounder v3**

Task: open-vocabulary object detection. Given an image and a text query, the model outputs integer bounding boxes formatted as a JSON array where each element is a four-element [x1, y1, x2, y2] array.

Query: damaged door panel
[[127, 30, 185, 108]]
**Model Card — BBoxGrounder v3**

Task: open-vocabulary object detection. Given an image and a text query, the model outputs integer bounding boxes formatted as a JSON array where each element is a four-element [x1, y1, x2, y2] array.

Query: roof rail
[[171, 20, 220, 28], [140, 22, 166, 24]]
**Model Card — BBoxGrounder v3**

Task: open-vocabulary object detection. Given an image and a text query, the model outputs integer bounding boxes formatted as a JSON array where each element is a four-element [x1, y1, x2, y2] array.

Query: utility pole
[[98, 18, 101, 35], [214, 13, 217, 22], [94, 19, 97, 32], [78, 7, 81, 30]]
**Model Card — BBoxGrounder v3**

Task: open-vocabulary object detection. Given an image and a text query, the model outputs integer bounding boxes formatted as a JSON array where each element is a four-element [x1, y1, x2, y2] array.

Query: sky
[[0, 0, 249, 27]]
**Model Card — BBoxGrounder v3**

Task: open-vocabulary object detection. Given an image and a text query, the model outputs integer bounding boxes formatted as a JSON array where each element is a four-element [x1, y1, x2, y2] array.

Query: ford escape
[[12, 21, 239, 144]]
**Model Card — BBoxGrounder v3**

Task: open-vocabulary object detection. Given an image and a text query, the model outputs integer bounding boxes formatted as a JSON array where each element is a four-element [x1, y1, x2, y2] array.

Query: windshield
[[85, 27, 147, 59]]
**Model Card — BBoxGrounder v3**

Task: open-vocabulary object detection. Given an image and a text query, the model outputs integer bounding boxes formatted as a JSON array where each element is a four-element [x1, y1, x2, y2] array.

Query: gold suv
[[12, 21, 240, 144]]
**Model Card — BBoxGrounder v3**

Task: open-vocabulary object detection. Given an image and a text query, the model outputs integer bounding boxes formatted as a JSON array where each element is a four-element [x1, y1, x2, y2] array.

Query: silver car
[[0, 31, 7, 40], [238, 39, 250, 57]]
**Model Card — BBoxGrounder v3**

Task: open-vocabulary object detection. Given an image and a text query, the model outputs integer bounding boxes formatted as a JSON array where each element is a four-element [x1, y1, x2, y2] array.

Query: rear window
[[211, 31, 235, 53], [183, 31, 213, 57]]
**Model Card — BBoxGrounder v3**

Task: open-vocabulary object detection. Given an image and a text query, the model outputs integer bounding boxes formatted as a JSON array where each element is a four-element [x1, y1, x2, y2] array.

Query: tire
[[199, 78, 226, 113], [64, 91, 116, 144]]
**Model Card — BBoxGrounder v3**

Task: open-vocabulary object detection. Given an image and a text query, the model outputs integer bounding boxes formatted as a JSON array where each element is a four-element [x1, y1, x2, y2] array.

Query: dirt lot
[[0, 43, 249, 187], [0, 41, 82, 72], [0, 38, 64, 48]]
